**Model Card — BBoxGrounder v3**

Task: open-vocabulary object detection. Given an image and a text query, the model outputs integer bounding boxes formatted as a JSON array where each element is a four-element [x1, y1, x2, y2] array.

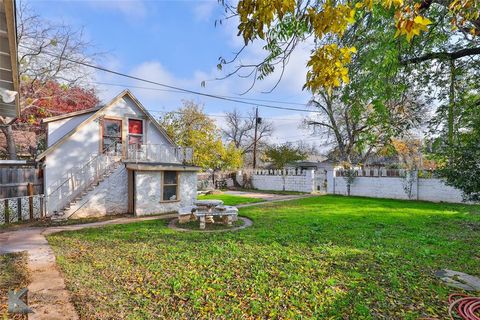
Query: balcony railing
[[126, 144, 193, 164]]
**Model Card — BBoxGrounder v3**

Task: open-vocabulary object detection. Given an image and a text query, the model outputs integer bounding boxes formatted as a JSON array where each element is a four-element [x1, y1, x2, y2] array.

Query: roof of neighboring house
[[0, 0, 20, 118], [36, 89, 175, 160], [41, 107, 101, 123]]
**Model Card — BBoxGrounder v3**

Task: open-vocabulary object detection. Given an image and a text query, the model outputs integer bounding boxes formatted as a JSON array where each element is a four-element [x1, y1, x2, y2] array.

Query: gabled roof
[[36, 89, 175, 160], [42, 107, 101, 123]]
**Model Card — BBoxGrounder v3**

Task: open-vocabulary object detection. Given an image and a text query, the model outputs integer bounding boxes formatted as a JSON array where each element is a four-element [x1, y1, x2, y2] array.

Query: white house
[[37, 90, 199, 219]]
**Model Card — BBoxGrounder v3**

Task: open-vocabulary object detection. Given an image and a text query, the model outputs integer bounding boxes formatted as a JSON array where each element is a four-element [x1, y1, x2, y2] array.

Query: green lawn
[[197, 193, 264, 206], [0, 252, 30, 319], [48, 196, 480, 319]]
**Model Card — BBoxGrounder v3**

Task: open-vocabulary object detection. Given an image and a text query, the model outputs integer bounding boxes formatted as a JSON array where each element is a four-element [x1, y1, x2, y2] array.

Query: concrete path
[[224, 190, 303, 201], [0, 214, 176, 320], [225, 191, 317, 208]]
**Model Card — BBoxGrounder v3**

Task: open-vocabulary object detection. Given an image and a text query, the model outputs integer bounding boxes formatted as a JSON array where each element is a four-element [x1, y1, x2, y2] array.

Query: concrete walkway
[[224, 190, 307, 201], [226, 191, 317, 208], [0, 193, 314, 319]]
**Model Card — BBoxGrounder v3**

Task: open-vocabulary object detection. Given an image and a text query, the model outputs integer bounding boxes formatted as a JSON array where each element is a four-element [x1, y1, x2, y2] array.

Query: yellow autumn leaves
[[307, 3, 356, 38], [234, 0, 466, 92], [305, 45, 357, 94], [237, 0, 295, 43], [395, 14, 432, 42]]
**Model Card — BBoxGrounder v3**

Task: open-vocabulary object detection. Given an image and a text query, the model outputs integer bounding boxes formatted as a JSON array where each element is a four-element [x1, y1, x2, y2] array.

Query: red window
[[128, 119, 143, 147], [128, 119, 143, 134]]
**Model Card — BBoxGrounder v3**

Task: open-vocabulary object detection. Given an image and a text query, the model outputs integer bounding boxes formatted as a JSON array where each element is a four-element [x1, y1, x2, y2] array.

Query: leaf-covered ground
[[0, 252, 30, 319], [175, 218, 245, 231], [197, 193, 264, 206], [48, 196, 480, 319]]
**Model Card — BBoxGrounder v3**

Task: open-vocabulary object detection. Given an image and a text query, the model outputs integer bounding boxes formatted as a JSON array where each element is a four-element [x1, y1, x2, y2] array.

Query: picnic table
[[178, 199, 238, 229]]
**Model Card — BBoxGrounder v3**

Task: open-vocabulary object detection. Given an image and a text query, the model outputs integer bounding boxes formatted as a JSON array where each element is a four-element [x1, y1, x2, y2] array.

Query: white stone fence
[[0, 194, 45, 225], [235, 168, 466, 203], [328, 169, 464, 203], [236, 169, 318, 193], [250, 168, 309, 176]]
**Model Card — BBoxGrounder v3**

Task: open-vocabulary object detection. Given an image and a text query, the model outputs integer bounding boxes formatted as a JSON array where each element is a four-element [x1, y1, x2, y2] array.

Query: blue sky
[[28, 0, 320, 145]]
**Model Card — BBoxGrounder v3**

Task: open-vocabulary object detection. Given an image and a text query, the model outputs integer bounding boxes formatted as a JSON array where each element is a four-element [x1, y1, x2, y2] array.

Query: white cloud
[[86, 0, 147, 21], [192, 1, 217, 22]]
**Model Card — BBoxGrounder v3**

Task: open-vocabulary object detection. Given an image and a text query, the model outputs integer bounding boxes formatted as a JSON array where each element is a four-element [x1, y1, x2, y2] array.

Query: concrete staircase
[[50, 158, 122, 221]]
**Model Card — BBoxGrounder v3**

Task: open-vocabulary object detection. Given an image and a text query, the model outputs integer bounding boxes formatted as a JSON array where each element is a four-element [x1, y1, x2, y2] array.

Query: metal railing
[[45, 144, 122, 215], [126, 144, 193, 164]]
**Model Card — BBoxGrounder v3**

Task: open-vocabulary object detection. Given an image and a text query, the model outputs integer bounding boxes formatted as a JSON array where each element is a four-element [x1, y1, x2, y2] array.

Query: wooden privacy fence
[[0, 194, 45, 224], [0, 166, 43, 198]]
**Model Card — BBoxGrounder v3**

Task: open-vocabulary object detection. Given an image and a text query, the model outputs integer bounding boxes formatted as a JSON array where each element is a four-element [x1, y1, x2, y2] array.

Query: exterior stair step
[[54, 161, 121, 219]]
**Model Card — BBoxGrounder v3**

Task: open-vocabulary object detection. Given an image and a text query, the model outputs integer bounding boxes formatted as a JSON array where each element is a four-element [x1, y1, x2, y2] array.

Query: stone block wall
[[69, 165, 129, 218], [135, 171, 197, 216], [328, 173, 465, 203], [236, 170, 316, 193]]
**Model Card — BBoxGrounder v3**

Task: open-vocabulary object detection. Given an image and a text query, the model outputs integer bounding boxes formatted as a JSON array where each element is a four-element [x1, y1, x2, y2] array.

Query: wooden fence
[[0, 166, 43, 198]]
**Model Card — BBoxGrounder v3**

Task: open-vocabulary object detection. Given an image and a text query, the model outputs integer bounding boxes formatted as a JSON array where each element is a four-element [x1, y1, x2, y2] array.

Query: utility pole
[[253, 107, 259, 169]]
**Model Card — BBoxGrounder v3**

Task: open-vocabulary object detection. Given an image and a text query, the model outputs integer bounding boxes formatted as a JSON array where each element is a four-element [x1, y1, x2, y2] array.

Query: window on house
[[162, 171, 178, 201], [102, 119, 122, 153], [128, 119, 143, 148]]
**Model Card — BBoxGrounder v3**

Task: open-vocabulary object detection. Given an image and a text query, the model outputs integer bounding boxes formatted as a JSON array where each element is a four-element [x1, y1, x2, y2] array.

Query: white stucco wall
[[134, 171, 197, 216], [236, 170, 316, 193], [68, 165, 129, 218], [45, 116, 101, 214], [328, 175, 465, 203], [418, 179, 464, 203]]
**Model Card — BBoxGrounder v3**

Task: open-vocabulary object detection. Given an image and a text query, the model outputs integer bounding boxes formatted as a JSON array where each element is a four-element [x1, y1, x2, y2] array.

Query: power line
[[93, 81, 310, 107], [146, 108, 299, 121], [19, 44, 319, 114]]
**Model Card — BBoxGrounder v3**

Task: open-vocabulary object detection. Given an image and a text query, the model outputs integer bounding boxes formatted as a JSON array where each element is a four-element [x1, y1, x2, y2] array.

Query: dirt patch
[[168, 217, 253, 233]]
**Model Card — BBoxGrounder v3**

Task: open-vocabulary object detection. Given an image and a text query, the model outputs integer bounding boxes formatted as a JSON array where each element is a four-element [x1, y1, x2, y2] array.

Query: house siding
[[134, 171, 197, 216]]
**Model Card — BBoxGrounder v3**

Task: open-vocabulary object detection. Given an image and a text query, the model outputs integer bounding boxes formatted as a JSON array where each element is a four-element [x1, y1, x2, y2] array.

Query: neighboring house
[[285, 155, 334, 172], [0, 0, 20, 118], [37, 90, 199, 219]]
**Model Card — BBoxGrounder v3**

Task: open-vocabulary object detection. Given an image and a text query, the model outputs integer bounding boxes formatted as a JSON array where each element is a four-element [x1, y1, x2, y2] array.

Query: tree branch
[[400, 47, 480, 65]]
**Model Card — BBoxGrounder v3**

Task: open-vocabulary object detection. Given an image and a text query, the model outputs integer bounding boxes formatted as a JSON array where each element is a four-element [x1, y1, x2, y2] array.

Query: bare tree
[[306, 91, 427, 166], [222, 108, 273, 164], [0, 2, 100, 159]]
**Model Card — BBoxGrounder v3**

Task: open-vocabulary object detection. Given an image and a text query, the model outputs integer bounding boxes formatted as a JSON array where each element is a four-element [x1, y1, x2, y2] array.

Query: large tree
[[222, 107, 273, 166], [306, 90, 426, 165], [159, 100, 243, 171], [264, 142, 307, 169], [429, 90, 480, 201], [219, 0, 479, 94], [0, 2, 98, 159], [14, 80, 98, 154]]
